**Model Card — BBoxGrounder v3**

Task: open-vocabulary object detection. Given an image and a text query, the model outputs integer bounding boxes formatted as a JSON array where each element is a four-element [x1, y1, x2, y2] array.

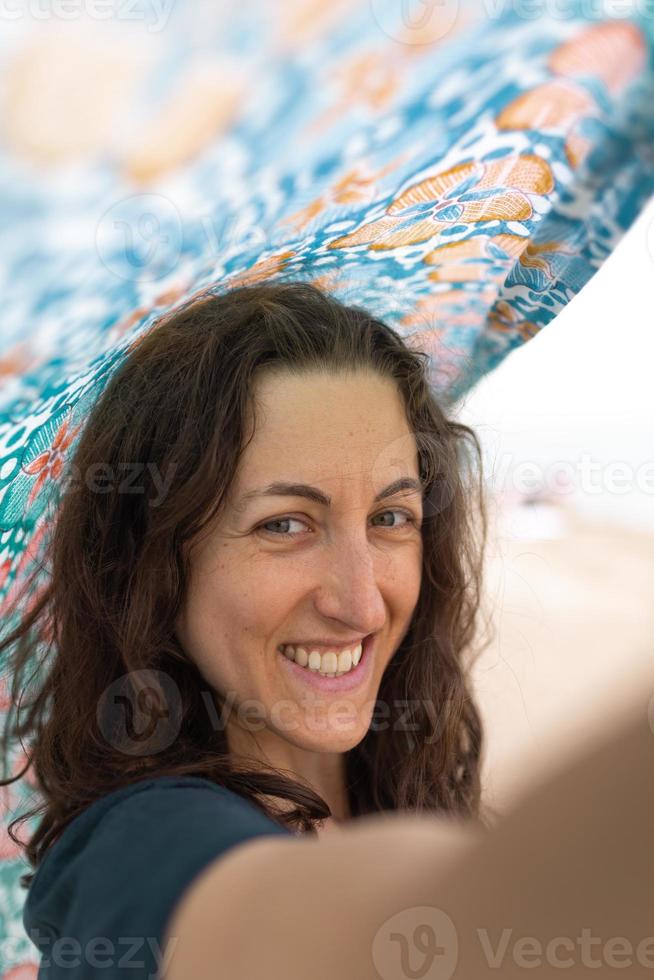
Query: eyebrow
[[237, 476, 424, 509]]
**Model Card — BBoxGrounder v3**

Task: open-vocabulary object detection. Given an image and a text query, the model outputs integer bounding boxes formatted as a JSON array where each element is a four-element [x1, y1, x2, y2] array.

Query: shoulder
[[28, 774, 288, 888], [23, 775, 293, 977]]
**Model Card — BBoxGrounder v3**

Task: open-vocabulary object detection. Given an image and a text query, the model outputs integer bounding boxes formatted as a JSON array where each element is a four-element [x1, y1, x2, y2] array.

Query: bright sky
[[456, 196, 654, 530]]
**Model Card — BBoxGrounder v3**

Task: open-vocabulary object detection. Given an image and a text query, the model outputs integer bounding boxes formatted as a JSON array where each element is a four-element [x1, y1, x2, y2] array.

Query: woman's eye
[[372, 510, 418, 530], [257, 517, 309, 537], [256, 510, 419, 539]]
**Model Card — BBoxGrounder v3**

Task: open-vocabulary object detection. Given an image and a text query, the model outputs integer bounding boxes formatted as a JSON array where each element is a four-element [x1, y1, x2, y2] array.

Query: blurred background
[[456, 196, 654, 811]]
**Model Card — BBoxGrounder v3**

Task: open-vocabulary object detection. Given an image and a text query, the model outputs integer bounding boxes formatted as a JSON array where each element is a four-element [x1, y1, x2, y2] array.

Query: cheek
[[410, 549, 423, 594], [177, 565, 288, 685], [394, 550, 423, 625], [240, 558, 309, 613], [390, 541, 422, 591]]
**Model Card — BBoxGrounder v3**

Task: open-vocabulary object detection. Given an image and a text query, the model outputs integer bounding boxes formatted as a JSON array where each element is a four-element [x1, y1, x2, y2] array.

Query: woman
[[0, 281, 651, 979]]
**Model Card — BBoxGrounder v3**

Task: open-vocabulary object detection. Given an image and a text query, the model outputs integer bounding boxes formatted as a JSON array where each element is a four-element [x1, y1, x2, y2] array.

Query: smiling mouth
[[279, 638, 364, 675], [278, 633, 376, 694]]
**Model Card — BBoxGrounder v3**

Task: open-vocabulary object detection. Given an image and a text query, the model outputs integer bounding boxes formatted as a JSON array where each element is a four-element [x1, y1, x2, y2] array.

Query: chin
[[279, 723, 368, 755]]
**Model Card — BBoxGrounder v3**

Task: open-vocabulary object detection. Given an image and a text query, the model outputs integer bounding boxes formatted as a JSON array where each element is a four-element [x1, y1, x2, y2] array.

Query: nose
[[312, 531, 387, 636]]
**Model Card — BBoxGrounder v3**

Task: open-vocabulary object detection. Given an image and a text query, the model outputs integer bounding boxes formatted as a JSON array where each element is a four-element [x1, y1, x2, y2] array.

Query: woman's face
[[175, 368, 423, 758]]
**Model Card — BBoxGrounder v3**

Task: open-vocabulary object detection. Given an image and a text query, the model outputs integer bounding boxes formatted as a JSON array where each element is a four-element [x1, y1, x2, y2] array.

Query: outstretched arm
[[162, 670, 654, 979]]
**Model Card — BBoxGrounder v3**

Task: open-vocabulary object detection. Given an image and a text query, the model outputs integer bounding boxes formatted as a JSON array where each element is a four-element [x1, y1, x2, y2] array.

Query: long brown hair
[[0, 279, 492, 887]]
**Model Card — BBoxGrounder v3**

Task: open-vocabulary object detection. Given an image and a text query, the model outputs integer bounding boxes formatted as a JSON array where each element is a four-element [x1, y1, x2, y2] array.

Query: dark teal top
[[23, 775, 294, 978]]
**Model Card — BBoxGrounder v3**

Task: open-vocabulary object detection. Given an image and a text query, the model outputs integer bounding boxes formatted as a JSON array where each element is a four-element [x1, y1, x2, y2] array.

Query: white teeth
[[281, 642, 363, 676]]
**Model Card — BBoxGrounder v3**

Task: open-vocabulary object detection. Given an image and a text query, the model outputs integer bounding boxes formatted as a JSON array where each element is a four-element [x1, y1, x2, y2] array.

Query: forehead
[[234, 369, 420, 489]]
